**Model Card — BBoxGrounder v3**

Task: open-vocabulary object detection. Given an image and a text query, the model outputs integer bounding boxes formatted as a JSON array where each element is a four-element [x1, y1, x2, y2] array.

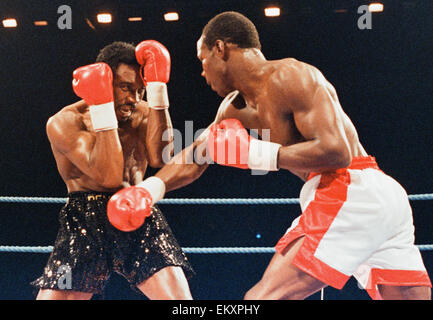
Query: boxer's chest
[[119, 133, 148, 186], [251, 101, 304, 147]]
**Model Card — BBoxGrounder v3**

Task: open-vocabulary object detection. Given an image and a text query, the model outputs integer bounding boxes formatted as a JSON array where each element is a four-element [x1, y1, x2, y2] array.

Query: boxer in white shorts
[[108, 12, 431, 299]]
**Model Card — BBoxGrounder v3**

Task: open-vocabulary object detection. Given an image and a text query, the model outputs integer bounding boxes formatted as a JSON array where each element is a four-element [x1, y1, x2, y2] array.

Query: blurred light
[[2, 18, 17, 28], [164, 12, 179, 21], [256, 233, 261, 239], [97, 13, 112, 24], [34, 20, 48, 26], [334, 9, 348, 13], [85, 18, 96, 30], [264, 7, 280, 17], [128, 17, 142, 22], [368, 3, 384, 12]]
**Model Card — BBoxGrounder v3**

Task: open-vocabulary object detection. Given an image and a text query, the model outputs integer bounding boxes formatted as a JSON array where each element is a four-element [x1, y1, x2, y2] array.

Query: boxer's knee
[[137, 266, 193, 300], [244, 278, 304, 300], [245, 271, 325, 300], [379, 285, 431, 300], [244, 281, 265, 300], [36, 289, 92, 300]]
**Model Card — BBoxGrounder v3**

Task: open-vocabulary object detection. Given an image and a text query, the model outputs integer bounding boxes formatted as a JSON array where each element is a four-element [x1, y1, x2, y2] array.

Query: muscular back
[[268, 59, 365, 155], [222, 58, 367, 178], [47, 100, 150, 193]]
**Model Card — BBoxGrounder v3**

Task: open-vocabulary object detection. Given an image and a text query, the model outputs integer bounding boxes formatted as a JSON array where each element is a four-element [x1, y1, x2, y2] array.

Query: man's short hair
[[95, 41, 138, 74], [201, 11, 261, 50]]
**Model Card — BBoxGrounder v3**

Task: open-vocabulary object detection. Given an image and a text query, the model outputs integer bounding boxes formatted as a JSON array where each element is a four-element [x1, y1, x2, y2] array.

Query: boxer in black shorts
[[32, 192, 193, 296], [32, 41, 194, 299]]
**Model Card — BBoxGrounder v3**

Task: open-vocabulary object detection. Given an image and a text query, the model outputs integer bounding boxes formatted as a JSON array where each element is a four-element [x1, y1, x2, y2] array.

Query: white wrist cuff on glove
[[89, 102, 118, 132], [146, 82, 169, 110], [136, 176, 166, 204], [248, 139, 281, 171]]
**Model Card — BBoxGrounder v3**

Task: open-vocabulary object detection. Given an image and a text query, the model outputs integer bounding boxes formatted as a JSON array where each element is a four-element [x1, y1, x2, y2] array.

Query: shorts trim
[[275, 169, 351, 289], [366, 269, 432, 300], [293, 239, 350, 289]]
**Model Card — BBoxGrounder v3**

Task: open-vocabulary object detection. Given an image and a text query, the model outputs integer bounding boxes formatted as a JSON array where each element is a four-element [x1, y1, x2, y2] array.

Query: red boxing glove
[[107, 187, 152, 232], [135, 40, 171, 109], [72, 62, 117, 132], [208, 118, 282, 171], [208, 119, 250, 169], [72, 62, 114, 106], [107, 177, 166, 232], [135, 40, 171, 83]]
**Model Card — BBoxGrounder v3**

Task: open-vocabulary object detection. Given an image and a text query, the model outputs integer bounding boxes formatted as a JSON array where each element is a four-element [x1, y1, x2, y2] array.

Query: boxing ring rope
[[1, 194, 431, 301], [1, 193, 433, 204], [1, 245, 433, 254], [1, 193, 432, 253]]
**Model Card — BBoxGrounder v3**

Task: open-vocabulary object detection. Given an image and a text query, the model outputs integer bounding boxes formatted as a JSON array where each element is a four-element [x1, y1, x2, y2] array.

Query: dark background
[[0, 0, 431, 300]]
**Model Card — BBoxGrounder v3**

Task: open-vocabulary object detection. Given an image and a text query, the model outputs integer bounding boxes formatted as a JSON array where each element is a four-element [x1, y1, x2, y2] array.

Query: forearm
[[153, 91, 239, 190], [154, 139, 209, 192], [156, 162, 208, 193], [89, 130, 124, 186], [277, 139, 351, 173], [146, 108, 173, 167]]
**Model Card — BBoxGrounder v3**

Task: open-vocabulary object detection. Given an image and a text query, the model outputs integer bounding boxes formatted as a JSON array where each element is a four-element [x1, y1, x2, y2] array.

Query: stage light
[[369, 3, 384, 12], [97, 13, 112, 24], [164, 12, 179, 21], [128, 17, 142, 22], [2, 18, 17, 28], [34, 20, 48, 26], [264, 7, 280, 17]]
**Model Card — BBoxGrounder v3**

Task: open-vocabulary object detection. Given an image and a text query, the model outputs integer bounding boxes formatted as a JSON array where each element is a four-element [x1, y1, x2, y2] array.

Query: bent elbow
[[148, 158, 166, 168], [324, 144, 352, 169], [147, 140, 174, 169], [337, 150, 352, 168], [148, 147, 172, 168]]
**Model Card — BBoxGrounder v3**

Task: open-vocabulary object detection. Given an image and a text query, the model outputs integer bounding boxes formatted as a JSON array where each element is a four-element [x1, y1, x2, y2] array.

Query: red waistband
[[307, 156, 379, 180]]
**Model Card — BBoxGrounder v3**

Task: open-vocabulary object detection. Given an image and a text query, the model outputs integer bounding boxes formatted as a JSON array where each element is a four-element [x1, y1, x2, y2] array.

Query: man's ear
[[214, 39, 229, 61]]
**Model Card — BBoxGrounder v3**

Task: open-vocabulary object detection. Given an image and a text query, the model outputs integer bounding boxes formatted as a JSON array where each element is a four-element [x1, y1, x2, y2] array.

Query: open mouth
[[118, 104, 134, 118]]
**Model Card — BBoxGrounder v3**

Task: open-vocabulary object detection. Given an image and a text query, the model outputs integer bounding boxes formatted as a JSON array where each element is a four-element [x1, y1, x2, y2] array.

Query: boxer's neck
[[227, 49, 268, 103]]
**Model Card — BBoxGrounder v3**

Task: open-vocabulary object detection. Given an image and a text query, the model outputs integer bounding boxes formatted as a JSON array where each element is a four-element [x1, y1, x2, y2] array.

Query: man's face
[[113, 63, 145, 122], [197, 36, 232, 97]]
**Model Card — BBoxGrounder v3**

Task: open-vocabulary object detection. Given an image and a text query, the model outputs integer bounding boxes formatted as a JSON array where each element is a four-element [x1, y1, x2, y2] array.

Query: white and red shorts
[[275, 156, 431, 299]]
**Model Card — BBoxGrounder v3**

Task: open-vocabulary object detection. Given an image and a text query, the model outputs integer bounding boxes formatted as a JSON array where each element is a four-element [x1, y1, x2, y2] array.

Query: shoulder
[[47, 101, 85, 132], [46, 100, 88, 149], [267, 58, 333, 109], [267, 59, 316, 92]]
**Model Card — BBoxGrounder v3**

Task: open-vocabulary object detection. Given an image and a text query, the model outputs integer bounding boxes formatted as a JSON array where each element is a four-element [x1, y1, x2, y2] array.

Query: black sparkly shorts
[[31, 191, 194, 295]]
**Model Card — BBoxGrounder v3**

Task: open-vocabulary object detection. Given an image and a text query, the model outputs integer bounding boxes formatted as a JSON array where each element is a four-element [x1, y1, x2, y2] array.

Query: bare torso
[[49, 100, 150, 193]]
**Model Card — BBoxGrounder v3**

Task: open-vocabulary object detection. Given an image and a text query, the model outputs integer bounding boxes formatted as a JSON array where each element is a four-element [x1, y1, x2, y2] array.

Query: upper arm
[[277, 64, 350, 151], [46, 113, 96, 177]]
